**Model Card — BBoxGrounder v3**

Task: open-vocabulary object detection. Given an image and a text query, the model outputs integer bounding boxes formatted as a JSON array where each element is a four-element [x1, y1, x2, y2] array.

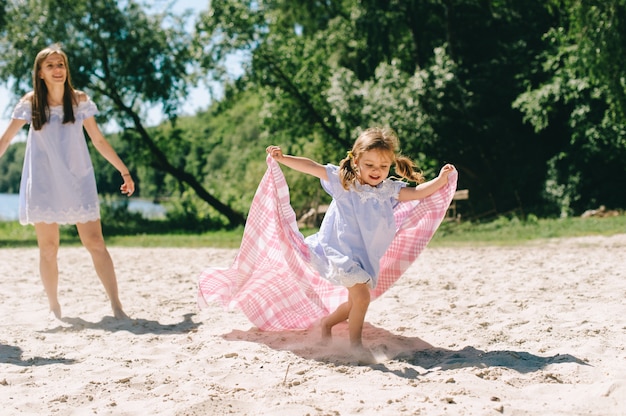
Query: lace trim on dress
[[21, 204, 100, 225], [354, 180, 401, 204], [333, 268, 372, 287], [307, 251, 374, 288]]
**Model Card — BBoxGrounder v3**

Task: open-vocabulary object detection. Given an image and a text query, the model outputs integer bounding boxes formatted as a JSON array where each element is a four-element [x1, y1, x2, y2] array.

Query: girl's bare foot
[[113, 307, 129, 320], [352, 345, 376, 365], [49, 302, 62, 320]]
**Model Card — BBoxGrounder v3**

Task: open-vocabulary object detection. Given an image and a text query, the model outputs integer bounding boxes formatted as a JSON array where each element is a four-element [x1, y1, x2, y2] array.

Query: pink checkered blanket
[[198, 155, 458, 330]]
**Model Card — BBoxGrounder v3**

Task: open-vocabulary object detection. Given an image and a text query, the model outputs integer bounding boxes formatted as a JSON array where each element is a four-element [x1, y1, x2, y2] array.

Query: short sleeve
[[75, 98, 98, 120], [387, 179, 406, 206], [11, 99, 32, 123], [321, 164, 343, 197]]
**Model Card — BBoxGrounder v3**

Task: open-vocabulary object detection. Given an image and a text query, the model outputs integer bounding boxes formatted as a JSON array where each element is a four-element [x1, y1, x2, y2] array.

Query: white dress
[[11, 98, 101, 225], [305, 164, 406, 288]]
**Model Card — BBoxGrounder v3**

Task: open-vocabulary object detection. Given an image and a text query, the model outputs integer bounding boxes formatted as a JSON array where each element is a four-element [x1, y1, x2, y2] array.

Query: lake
[[0, 193, 167, 221]]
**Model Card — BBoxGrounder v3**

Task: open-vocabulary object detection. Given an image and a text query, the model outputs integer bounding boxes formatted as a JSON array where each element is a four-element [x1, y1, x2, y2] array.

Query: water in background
[[0, 193, 166, 221]]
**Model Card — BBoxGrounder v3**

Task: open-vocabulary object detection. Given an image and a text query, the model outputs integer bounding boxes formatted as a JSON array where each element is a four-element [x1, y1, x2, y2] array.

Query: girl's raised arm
[[266, 145, 328, 181], [398, 164, 456, 202]]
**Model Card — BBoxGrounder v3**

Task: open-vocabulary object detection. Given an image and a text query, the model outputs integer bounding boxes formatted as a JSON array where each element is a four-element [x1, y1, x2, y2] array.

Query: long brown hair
[[31, 44, 78, 130], [339, 127, 425, 190]]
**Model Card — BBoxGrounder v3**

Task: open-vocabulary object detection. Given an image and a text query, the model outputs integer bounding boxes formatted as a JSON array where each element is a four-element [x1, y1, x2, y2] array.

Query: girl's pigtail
[[339, 153, 358, 190], [395, 156, 425, 184]]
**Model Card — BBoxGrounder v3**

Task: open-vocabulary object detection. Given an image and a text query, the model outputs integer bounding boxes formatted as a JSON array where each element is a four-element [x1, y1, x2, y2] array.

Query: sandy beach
[[1, 234, 625, 415]]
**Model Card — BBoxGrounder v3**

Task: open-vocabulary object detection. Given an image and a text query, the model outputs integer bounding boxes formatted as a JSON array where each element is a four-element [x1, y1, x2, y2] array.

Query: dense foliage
[[0, 0, 245, 227], [192, 0, 626, 218], [1, 0, 625, 229]]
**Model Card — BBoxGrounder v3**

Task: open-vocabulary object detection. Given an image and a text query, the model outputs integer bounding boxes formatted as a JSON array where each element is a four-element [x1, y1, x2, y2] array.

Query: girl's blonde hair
[[31, 44, 78, 130], [339, 127, 425, 190]]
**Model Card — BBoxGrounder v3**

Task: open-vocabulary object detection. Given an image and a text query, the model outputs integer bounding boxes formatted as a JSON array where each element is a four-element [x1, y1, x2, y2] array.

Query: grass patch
[[430, 214, 626, 246], [0, 222, 247, 249], [104, 229, 245, 248], [1, 214, 624, 249]]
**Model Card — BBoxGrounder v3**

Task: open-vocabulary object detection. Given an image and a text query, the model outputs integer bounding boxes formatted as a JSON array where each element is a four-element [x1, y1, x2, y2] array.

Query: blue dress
[[305, 164, 406, 288], [12, 98, 100, 225]]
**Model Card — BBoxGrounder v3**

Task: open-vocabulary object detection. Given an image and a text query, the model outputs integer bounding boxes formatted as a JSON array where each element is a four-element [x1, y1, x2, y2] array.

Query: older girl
[[0, 44, 134, 320]]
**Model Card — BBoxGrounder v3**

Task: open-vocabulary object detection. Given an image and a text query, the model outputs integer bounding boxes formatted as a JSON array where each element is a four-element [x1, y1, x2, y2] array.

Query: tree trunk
[[111, 93, 246, 228]]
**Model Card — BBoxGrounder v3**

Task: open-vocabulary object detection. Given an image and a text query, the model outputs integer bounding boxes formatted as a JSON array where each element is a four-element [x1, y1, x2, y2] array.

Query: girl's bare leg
[[34, 223, 62, 319], [321, 301, 351, 341], [76, 220, 128, 319], [321, 282, 371, 348], [346, 283, 370, 348]]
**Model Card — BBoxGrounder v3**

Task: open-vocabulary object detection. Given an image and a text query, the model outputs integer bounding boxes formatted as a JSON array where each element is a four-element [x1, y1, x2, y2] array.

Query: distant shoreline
[[0, 192, 166, 221]]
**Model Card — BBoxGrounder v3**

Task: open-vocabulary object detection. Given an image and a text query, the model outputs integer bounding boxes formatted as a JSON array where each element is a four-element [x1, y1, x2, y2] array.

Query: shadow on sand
[[0, 342, 76, 367], [40, 313, 201, 335], [222, 322, 589, 378]]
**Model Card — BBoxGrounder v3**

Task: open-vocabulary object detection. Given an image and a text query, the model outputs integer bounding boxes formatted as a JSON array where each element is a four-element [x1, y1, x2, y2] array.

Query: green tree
[[513, 0, 626, 215], [0, 0, 245, 227], [0, 0, 6, 30], [0, 141, 24, 193], [196, 0, 558, 217]]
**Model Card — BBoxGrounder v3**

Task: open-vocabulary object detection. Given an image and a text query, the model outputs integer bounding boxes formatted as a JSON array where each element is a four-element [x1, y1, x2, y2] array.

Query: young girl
[[198, 127, 457, 349], [0, 44, 134, 320]]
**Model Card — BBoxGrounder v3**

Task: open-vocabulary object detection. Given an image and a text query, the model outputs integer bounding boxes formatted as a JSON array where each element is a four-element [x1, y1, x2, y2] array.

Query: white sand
[[1, 234, 625, 415]]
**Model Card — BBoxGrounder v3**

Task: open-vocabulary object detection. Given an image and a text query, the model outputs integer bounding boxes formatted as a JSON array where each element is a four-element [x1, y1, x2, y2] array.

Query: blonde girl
[[266, 127, 455, 348]]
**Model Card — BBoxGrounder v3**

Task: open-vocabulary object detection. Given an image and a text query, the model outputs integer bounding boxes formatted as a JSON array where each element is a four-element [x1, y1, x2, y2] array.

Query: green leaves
[[0, 0, 247, 226], [1, 0, 194, 122], [3, 0, 625, 222]]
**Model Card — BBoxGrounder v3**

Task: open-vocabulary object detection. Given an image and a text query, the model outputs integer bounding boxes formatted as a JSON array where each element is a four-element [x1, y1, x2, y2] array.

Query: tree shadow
[[0, 342, 76, 367], [40, 313, 201, 335], [222, 322, 589, 379]]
